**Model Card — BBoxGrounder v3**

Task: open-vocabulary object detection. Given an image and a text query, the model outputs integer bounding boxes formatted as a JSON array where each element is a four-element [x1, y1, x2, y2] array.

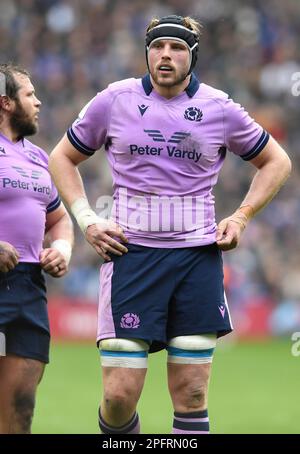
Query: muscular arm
[[49, 134, 128, 261], [239, 136, 291, 214], [40, 204, 74, 277], [49, 134, 89, 205], [44, 203, 74, 245], [217, 136, 292, 251]]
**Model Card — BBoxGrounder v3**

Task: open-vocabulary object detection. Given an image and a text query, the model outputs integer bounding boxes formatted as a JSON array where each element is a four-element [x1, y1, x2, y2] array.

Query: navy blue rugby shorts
[[0, 263, 50, 363], [97, 243, 233, 353]]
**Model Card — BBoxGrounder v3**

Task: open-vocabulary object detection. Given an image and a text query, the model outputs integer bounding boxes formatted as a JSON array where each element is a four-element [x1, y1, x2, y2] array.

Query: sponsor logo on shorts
[[120, 313, 140, 329], [218, 305, 226, 319]]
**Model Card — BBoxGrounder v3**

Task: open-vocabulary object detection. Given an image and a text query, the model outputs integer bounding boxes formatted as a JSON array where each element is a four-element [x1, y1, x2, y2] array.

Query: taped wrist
[[50, 239, 72, 265], [228, 205, 254, 230], [238, 204, 255, 220], [71, 198, 101, 234]]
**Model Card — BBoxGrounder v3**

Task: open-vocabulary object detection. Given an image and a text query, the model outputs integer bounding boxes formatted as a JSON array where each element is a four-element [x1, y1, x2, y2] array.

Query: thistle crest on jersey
[[184, 107, 203, 122]]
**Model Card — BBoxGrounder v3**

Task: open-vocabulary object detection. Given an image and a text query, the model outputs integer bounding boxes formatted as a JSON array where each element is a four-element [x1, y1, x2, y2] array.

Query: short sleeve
[[224, 97, 269, 161], [67, 88, 111, 156], [47, 181, 61, 213]]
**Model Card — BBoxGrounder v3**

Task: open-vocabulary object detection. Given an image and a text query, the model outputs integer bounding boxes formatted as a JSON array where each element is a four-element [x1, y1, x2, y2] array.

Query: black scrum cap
[[145, 15, 199, 75]]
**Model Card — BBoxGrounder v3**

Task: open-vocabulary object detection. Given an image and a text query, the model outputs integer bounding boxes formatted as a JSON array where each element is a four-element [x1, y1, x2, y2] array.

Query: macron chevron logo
[[0, 146, 5, 154], [144, 130, 190, 143], [218, 305, 226, 319], [138, 104, 149, 116]]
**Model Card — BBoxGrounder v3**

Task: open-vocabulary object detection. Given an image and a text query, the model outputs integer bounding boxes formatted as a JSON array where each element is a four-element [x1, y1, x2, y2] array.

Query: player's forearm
[[216, 150, 291, 250], [240, 152, 291, 218], [49, 151, 87, 208], [45, 212, 74, 247]]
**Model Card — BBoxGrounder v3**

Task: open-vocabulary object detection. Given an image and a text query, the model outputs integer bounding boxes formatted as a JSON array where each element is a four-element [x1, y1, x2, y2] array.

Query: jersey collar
[[142, 72, 200, 98]]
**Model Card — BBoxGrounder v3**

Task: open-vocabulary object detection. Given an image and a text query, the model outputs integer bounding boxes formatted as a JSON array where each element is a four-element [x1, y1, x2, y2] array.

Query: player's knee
[[184, 383, 208, 410], [103, 389, 135, 414], [167, 334, 217, 365], [99, 338, 149, 369], [167, 334, 215, 410], [170, 376, 209, 410], [13, 390, 35, 434]]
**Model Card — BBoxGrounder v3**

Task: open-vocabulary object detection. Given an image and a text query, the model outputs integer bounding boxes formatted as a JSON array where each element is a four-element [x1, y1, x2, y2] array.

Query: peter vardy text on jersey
[[2, 178, 51, 194], [129, 145, 202, 163]]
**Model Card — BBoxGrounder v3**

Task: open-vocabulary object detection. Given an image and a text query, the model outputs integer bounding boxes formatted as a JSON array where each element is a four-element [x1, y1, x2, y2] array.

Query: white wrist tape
[[50, 239, 72, 265], [71, 197, 102, 234]]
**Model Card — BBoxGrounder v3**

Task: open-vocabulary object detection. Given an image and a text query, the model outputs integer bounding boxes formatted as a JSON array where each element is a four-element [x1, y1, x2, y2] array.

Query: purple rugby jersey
[[0, 132, 61, 262], [68, 74, 269, 247]]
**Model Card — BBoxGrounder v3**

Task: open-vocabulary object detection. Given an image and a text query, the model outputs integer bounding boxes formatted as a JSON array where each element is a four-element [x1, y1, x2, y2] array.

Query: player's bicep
[[249, 135, 290, 170], [45, 203, 70, 232], [51, 133, 90, 166]]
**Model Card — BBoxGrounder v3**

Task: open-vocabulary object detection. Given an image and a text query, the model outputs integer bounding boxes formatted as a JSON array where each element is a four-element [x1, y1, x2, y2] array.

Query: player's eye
[[172, 44, 185, 50]]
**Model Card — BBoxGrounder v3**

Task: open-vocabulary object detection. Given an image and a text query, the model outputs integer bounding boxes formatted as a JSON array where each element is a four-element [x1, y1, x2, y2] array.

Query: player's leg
[[97, 245, 176, 434], [0, 265, 49, 434], [167, 334, 216, 434], [166, 244, 233, 434], [0, 354, 45, 434], [98, 338, 148, 434]]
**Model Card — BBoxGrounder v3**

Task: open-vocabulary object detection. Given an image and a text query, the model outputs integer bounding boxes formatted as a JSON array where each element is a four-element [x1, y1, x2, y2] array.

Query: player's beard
[[9, 98, 38, 140], [151, 66, 188, 87]]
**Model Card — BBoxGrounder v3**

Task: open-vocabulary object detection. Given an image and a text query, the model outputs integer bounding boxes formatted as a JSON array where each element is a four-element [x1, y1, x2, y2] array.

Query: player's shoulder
[[196, 82, 229, 103], [106, 77, 140, 95], [78, 78, 139, 115], [88, 78, 139, 108]]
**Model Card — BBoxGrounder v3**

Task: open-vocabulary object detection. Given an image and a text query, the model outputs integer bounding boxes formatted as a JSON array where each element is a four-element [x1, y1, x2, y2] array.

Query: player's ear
[[0, 95, 13, 112]]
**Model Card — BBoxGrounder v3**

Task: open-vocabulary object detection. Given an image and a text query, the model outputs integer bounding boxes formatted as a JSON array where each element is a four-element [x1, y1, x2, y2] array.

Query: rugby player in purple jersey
[[49, 15, 291, 434], [0, 64, 74, 433]]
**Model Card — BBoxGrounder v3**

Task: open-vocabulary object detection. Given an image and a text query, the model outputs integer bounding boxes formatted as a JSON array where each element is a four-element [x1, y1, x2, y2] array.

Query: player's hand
[[0, 241, 20, 273], [39, 248, 68, 278], [216, 209, 250, 251], [216, 218, 244, 251], [85, 219, 128, 261]]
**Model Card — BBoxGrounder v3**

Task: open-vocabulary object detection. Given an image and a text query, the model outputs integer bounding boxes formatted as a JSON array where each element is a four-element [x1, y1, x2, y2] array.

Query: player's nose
[[161, 44, 172, 59]]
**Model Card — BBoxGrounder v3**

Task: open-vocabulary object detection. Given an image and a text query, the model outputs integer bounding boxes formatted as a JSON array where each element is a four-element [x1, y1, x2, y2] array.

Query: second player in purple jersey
[[50, 15, 291, 435], [0, 133, 60, 262], [0, 64, 74, 434]]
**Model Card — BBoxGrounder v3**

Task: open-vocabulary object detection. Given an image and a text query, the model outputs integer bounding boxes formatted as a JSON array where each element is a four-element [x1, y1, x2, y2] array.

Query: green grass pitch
[[32, 339, 300, 434]]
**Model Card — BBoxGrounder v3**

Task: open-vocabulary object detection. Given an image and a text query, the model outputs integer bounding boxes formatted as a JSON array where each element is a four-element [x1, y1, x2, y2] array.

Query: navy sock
[[172, 409, 209, 434], [98, 408, 140, 434]]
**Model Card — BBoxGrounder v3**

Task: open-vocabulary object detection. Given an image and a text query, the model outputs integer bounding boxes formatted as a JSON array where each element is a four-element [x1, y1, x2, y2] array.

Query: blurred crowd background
[[1, 0, 299, 336]]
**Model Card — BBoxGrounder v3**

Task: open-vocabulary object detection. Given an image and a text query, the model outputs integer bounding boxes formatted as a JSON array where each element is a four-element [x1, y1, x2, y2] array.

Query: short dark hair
[[0, 63, 30, 100]]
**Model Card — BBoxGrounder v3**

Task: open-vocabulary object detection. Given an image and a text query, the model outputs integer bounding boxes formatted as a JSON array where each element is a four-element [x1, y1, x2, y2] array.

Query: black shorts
[[97, 243, 233, 353], [0, 263, 50, 363]]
